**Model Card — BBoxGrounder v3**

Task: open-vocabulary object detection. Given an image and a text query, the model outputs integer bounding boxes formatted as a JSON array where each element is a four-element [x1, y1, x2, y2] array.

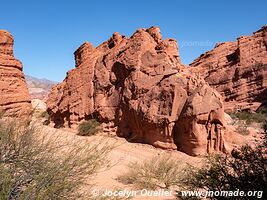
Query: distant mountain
[[25, 75, 57, 100]]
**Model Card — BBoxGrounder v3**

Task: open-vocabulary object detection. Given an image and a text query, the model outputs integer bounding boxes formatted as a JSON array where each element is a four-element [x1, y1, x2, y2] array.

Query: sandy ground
[[33, 118, 202, 200], [32, 102, 263, 200]]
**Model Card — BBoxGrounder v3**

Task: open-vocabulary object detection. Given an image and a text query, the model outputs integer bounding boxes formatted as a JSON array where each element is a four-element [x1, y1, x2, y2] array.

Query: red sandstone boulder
[[47, 27, 227, 156], [0, 30, 31, 117], [190, 25, 267, 112]]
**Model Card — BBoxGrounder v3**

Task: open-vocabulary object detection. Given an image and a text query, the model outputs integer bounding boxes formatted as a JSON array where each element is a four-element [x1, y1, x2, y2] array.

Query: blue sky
[[0, 0, 266, 82]]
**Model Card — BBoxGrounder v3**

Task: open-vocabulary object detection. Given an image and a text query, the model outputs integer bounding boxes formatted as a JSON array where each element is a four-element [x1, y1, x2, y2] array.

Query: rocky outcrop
[[190, 25, 267, 112], [47, 27, 227, 155], [0, 30, 31, 117]]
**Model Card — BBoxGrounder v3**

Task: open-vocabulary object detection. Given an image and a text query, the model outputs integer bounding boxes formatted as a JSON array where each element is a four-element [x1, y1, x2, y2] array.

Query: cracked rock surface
[[47, 27, 227, 156], [0, 30, 31, 117]]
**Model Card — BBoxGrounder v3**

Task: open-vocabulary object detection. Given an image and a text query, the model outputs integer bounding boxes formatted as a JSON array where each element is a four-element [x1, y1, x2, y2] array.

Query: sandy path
[[36, 123, 202, 200]]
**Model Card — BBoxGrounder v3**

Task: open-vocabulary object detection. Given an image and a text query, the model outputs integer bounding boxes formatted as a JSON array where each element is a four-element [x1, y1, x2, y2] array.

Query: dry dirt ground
[[35, 122, 203, 200], [31, 101, 263, 200], [32, 101, 202, 200]]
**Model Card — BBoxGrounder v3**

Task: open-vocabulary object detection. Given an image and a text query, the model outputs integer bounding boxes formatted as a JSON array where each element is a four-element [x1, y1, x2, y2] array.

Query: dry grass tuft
[[78, 119, 102, 136], [117, 155, 187, 190]]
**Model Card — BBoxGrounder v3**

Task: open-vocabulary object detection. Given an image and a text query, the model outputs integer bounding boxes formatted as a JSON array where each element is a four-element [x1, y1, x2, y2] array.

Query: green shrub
[[236, 124, 250, 135], [0, 119, 111, 199], [258, 107, 267, 115], [78, 119, 102, 136], [229, 111, 266, 125], [117, 155, 186, 190], [182, 143, 267, 200]]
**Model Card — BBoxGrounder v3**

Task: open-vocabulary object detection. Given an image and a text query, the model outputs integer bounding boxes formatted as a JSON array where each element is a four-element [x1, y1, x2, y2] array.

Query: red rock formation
[[47, 27, 227, 155], [0, 30, 31, 117], [190, 25, 267, 112]]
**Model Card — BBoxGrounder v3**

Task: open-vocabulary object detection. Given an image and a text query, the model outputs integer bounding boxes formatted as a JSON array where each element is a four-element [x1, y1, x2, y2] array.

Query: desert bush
[[181, 143, 267, 199], [0, 119, 112, 199], [258, 107, 267, 115], [229, 111, 266, 125], [78, 119, 102, 136], [236, 123, 250, 135], [263, 120, 267, 133], [117, 155, 186, 190]]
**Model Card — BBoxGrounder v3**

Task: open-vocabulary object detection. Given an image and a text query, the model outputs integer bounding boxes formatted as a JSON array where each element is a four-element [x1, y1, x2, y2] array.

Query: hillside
[[26, 75, 57, 100]]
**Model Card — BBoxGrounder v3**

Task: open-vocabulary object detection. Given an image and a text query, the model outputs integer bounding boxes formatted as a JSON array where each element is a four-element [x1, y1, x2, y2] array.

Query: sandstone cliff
[[0, 30, 31, 117], [47, 27, 227, 155], [190, 25, 267, 112]]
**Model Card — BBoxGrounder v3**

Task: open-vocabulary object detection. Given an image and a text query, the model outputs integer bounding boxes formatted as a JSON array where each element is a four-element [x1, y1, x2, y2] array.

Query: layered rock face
[[47, 27, 226, 155], [0, 30, 31, 117], [190, 25, 267, 112]]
